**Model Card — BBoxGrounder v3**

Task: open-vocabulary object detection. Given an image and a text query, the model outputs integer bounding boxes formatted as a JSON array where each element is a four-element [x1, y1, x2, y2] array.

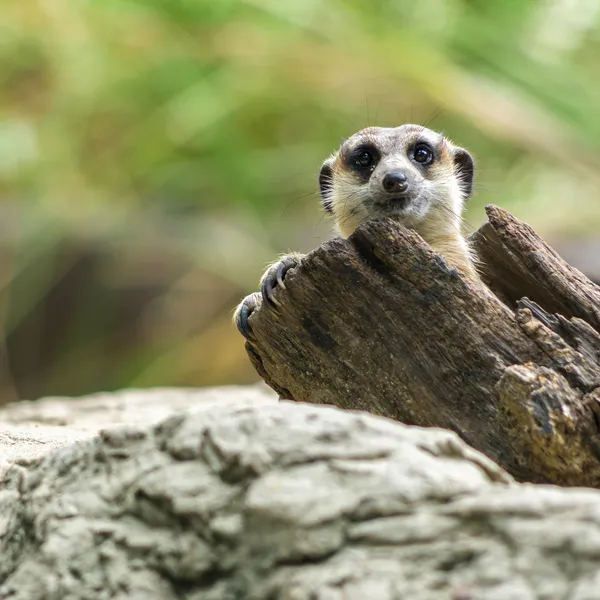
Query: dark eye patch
[[345, 144, 380, 179]]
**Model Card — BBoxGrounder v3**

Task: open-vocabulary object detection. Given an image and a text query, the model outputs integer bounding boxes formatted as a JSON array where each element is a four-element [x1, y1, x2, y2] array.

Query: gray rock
[[0, 385, 599, 599]]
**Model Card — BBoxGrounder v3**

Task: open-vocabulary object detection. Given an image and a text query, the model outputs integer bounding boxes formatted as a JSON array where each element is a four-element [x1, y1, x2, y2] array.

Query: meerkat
[[235, 124, 478, 339]]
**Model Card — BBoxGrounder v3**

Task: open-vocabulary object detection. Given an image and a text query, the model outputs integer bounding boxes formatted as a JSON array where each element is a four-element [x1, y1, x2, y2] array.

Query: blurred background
[[0, 0, 599, 403]]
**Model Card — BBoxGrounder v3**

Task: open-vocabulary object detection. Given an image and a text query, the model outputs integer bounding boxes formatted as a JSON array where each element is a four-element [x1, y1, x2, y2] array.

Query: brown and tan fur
[[234, 124, 479, 331], [319, 124, 479, 280]]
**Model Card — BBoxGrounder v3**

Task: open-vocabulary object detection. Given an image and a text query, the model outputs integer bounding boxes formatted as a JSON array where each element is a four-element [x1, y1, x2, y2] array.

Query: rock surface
[[0, 385, 276, 471], [1, 385, 600, 598]]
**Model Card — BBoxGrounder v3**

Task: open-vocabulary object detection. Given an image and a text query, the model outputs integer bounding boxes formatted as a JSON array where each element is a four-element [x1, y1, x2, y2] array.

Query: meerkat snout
[[382, 170, 409, 194]]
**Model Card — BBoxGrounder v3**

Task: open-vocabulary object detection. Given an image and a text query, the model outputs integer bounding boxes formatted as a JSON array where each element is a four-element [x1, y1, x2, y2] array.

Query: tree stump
[[240, 205, 600, 487]]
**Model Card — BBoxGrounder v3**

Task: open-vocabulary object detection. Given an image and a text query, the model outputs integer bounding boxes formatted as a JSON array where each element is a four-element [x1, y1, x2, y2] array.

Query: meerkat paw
[[260, 253, 303, 311], [233, 292, 261, 340]]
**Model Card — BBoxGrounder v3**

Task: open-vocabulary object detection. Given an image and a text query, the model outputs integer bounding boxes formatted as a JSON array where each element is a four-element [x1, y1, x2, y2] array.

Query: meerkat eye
[[351, 148, 376, 169], [412, 143, 434, 165], [356, 151, 373, 167]]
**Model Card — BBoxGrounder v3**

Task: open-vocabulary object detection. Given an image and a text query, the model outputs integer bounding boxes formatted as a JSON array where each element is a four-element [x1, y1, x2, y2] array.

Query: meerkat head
[[318, 124, 474, 238]]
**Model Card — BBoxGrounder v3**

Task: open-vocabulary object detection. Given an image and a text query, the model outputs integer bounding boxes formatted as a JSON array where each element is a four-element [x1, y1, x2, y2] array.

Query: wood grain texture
[[241, 205, 600, 485], [471, 205, 600, 329]]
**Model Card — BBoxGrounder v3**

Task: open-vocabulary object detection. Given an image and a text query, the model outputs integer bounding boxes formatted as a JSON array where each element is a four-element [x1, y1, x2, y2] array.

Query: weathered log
[[471, 205, 600, 329], [241, 205, 600, 486]]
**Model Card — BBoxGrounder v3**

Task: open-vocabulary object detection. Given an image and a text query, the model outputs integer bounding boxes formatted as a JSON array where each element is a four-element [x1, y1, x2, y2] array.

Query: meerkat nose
[[382, 171, 409, 194]]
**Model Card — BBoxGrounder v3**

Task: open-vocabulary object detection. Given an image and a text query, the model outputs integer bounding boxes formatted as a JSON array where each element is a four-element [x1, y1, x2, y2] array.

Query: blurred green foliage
[[0, 0, 599, 402]]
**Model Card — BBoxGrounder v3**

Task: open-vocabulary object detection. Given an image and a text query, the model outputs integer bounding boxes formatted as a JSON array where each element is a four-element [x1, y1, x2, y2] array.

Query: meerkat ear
[[318, 157, 335, 213], [453, 148, 475, 199]]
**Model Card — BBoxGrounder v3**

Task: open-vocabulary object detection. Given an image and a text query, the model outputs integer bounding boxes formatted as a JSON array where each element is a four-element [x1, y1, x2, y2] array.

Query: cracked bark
[[241, 205, 600, 486]]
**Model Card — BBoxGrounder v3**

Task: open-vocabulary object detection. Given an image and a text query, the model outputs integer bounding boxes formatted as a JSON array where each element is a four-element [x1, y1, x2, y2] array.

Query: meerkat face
[[318, 124, 474, 237]]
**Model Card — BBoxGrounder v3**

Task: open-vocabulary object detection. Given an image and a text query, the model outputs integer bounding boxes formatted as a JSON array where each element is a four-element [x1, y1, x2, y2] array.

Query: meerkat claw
[[237, 302, 253, 339], [234, 293, 260, 340], [261, 255, 300, 311], [261, 273, 281, 311], [276, 261, 288, 290]]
